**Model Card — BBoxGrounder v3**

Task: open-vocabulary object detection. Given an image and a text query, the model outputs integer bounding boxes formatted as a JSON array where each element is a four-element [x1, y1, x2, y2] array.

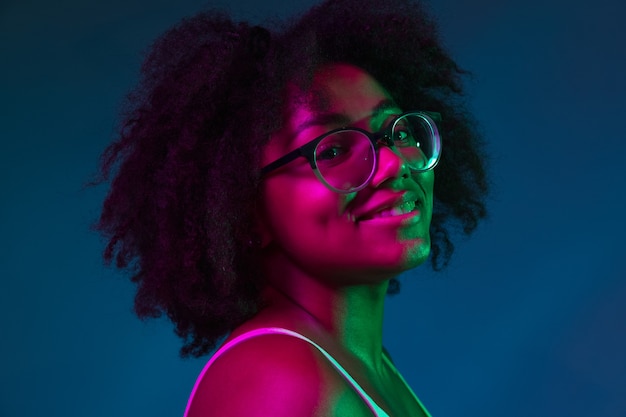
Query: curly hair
[[95, 0, 488, 357]]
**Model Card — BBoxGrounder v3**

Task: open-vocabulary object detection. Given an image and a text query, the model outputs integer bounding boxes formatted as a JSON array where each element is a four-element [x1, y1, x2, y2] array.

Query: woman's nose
[[368, 145, 410, 188]]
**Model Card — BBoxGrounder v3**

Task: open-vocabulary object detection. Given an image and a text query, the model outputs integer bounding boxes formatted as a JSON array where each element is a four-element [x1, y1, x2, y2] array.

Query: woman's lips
[[350, 191, 422, 222], [359, 200, 417, 220]]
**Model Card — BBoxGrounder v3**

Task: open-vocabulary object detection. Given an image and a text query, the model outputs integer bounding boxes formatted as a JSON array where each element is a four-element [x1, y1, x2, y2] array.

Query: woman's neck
[[263, 273, 390, 373]]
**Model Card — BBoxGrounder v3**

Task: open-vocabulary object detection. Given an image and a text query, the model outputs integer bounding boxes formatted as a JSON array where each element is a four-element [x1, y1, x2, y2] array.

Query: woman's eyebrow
[[294, 99, 401, 134], [295, 112, 352, 134], [370, 99, 402, 118]]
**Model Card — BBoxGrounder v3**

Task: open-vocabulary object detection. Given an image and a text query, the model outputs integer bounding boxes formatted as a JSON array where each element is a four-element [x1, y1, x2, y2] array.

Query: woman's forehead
[[287, 63, 395, 118], [263, 63, 401, 157]]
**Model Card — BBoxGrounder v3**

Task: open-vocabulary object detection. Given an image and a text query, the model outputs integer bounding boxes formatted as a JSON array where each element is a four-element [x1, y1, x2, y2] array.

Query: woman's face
[[260, 63, 434, 285]]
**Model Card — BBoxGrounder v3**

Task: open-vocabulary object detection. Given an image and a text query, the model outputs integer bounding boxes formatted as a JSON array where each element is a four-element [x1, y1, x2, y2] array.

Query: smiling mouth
[[370, 200, 416, 219], [357, 200, 418, 221]]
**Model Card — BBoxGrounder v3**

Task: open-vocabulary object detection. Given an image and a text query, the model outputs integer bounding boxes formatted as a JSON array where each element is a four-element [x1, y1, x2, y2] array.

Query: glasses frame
[[260, 111, 442, 194]]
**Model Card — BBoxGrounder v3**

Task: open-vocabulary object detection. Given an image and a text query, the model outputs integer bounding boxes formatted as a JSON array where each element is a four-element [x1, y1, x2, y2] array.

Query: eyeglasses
[[261, 111, 442, 193]]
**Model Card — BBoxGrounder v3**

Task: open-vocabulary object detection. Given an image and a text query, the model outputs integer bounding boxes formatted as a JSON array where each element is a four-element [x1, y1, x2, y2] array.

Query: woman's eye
[[317, 145, 346, 161], [393, 130, 416, 147]]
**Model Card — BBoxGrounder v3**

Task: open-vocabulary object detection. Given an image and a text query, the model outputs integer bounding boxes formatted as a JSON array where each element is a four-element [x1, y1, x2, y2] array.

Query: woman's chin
[[401, 238, 431, 270]]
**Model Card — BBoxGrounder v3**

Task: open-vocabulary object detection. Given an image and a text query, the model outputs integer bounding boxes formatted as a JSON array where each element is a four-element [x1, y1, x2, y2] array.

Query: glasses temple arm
[[260, 148, 305, 176]]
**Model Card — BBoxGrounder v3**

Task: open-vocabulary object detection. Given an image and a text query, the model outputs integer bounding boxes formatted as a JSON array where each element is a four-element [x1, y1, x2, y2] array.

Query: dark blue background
[[1, 0, 625, 416]]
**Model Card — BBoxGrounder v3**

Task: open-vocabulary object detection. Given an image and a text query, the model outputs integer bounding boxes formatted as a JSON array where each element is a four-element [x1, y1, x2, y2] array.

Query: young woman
[[96, 0, 488, 415]]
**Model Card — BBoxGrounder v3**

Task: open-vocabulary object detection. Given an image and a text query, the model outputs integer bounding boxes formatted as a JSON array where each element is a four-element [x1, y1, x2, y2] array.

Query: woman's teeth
[[371, 200, 416, 218]]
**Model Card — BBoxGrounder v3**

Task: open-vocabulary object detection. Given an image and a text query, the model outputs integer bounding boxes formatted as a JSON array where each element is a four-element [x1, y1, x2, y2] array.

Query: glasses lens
[[314, 130, 375, 192], [392, 114, 440, 171]]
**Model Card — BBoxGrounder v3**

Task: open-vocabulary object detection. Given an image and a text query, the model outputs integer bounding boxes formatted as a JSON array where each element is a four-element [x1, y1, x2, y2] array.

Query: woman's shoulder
[[184, 322, 375, 417]]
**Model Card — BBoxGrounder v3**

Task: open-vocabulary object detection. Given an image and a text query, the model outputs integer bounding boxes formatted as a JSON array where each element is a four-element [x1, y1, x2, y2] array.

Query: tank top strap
[[381, 354, 433, 417], [183, 327, 389, 417]]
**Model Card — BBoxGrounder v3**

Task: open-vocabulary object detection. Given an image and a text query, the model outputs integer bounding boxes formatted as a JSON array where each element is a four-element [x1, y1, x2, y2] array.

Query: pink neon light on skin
[[186, 64, 434, 417], [259, 64, 433, 287]]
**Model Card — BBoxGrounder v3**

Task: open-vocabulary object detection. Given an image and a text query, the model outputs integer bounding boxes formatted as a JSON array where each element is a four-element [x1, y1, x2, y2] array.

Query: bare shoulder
[[185, 332, 374, 417]]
